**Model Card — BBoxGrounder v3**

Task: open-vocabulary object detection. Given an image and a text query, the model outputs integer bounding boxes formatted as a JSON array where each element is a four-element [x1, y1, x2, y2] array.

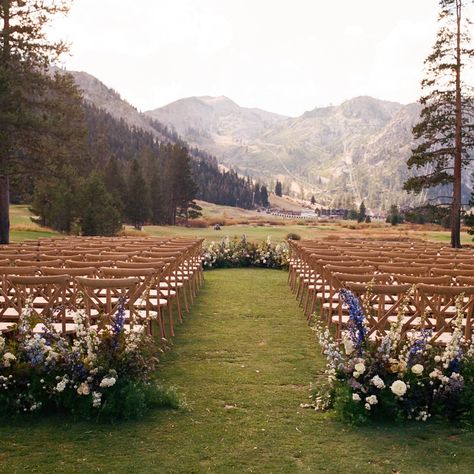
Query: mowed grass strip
[[0, 269, 473, 473]]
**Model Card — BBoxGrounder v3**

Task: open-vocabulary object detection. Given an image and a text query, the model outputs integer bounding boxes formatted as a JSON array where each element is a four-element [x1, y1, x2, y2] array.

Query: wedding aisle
[[1, 269, 473, 473]]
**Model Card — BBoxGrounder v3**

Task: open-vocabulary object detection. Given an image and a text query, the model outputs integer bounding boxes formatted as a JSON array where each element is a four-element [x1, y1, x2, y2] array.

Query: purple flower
[[340, 289, 366, 355]]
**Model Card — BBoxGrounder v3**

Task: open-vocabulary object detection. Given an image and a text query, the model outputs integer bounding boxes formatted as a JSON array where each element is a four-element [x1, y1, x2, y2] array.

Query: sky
[[49, 0, 472, 117]]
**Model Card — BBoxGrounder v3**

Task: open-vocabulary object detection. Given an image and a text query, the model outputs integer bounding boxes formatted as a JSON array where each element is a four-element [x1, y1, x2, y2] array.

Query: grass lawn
[[0, 269, 473, 473], [141, 223, 338, 242]]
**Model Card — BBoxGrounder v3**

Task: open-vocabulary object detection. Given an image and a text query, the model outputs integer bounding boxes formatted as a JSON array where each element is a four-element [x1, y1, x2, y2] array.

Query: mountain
[[145, 95, 433, 210]]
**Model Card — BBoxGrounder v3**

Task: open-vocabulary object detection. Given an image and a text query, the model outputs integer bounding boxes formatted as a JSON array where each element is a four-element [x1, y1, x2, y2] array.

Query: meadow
[[8, 203, 472, 245]]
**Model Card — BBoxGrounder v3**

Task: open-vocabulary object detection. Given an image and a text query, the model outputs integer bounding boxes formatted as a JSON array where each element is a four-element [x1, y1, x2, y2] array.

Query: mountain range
[[67, 70, 468, 211]]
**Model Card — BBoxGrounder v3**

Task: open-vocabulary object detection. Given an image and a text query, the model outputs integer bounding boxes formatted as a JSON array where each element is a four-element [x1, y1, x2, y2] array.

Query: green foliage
[[79, 172, 122, 236], [286, 232, 301, 240], [386, 204, 404, 226], [357, 201, 366, 223], [275, 180, 282, 197], [405, 204, 450, 225], [126, 159, 151, 229]]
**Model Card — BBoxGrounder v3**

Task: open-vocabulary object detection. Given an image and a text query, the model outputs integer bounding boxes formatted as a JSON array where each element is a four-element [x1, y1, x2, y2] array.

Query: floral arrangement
[[202, 236, 289, 270], [0, 299, 181, 420], [311, 288, 474, 425]]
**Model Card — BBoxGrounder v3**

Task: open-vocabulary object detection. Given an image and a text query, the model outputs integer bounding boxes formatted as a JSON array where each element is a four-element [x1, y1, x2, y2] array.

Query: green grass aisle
[[0, 269, 474, 473]]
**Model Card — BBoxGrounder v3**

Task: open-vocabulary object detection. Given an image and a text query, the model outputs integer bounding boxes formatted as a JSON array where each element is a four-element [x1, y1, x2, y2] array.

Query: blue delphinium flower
[[407, 328, 432, 366], [112, 298, 126, 336], [339, 288, 366, 355]]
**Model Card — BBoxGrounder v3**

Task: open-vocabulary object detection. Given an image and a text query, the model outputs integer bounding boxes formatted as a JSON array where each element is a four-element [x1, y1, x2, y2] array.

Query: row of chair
[[0, 236, 204, 341], [288, 239, 474, 345]]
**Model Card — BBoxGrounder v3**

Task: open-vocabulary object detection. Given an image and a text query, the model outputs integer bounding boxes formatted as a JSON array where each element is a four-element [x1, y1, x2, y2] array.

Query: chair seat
[[33, 322, 77, 335], [90, 323, 146, 333], [0, 322, 16, 333]]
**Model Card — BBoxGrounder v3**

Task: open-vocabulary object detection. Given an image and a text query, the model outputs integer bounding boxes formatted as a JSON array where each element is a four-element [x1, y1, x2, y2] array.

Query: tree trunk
[[0, 175, 10, 244], [451, 0, 463, 249]]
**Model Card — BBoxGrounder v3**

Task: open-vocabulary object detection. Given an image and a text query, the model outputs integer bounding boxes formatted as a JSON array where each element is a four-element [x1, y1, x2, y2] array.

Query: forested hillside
[[13, 83, 257, 235]]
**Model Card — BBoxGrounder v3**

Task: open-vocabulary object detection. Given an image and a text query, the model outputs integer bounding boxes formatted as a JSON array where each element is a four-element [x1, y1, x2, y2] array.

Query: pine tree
[[260, 185, 269, 207], [310, 195, 316, 205], [0, 0, 72, 243], [126, 159, 151, 229], [80, 172, 122, 236], [358, 201, 366, 223], [275, 181, 282, 197], [403, 0, 474, 248]]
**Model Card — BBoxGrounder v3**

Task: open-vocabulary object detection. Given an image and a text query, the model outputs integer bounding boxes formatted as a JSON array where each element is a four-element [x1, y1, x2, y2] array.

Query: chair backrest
[[416, 283, 474, 343], [7, 274, 70, 332], [345, 282, 412, 338], [76, 276, 140, 327]]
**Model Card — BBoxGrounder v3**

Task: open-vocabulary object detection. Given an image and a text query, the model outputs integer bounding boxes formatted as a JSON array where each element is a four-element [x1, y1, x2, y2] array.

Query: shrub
[[186, 219, 208, 228], [286, 232, 301, 240]]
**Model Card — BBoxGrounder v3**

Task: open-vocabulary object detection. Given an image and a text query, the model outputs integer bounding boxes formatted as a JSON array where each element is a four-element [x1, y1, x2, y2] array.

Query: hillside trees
[[275, 181, 282, 197], [0, 0, 74, 243], [404, 0, 474, 248]]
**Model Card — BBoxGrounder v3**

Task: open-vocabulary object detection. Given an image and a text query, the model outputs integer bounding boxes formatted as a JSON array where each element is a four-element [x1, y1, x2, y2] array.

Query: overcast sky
[[49, 0, 472, 117]]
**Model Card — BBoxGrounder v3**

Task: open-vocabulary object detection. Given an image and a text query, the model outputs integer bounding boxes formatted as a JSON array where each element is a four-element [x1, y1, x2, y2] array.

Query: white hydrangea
[[3, 352, 16, 367], [366, 395, 378, 405], [352, 393, 361, 402], [99, 377, 117, 388], [77, 382, 90, 396], [56, 379, 67, 393], [371, 375, 385, 389]]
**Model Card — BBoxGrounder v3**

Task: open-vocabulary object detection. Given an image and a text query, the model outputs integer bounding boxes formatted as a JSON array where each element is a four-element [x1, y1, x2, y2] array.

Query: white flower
[[390, 380, 407, 397], [56, 380, 67, 392], [92, 391, 102, 408], [352, 393, 361, 402], [2, 352, 16, 367], [343, 338, 354, 355], [364, 403, 371, 411], [99, 376, 117, 388], [371, 375, 385, 389], [354, 362, 365, 374], [429, 368, 442, 379], [366, 395, 378, 405], [411, 364, 424, 375], [434, 355, 441, 363], [77, 382, 90, 396]]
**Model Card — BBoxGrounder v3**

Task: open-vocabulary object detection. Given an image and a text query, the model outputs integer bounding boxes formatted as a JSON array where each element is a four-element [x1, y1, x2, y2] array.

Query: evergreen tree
[[403, 0, 474, 248], [102, 157, 126, 217], [253, 184, 261, 207], [0, 0, 72, 243], [310, 195, 316, 205], [260, 185, 269, 208], [386, 204, 404, 226], [126, 159, 150, 229], [357, 201, 366, 223], [275, 181, 283, 197], [80, 172, 122, 236]]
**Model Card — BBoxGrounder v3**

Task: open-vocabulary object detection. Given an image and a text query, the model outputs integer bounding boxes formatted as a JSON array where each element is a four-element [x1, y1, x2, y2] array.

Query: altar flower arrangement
[[311, 288, 474, 425], [202, 236, 289, 269], [0, 299, 181, 420]]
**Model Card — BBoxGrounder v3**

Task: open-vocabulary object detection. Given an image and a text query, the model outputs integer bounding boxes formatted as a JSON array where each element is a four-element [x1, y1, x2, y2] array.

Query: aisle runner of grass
[[0, 269, 473, 473]]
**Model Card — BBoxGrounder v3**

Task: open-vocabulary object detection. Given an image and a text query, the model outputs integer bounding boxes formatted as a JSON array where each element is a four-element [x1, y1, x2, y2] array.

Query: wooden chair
[[7, 274, 73, 334], [76, 276, 143, 333]]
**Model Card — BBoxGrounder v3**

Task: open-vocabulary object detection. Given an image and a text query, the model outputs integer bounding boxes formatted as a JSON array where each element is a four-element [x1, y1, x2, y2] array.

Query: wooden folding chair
[[8, 274, 72, 334]]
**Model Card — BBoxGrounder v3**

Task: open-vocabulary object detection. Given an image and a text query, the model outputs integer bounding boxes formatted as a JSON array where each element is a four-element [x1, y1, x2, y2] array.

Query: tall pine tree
[[0, 0, 73, 243], [404, 0, 474, 248]]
